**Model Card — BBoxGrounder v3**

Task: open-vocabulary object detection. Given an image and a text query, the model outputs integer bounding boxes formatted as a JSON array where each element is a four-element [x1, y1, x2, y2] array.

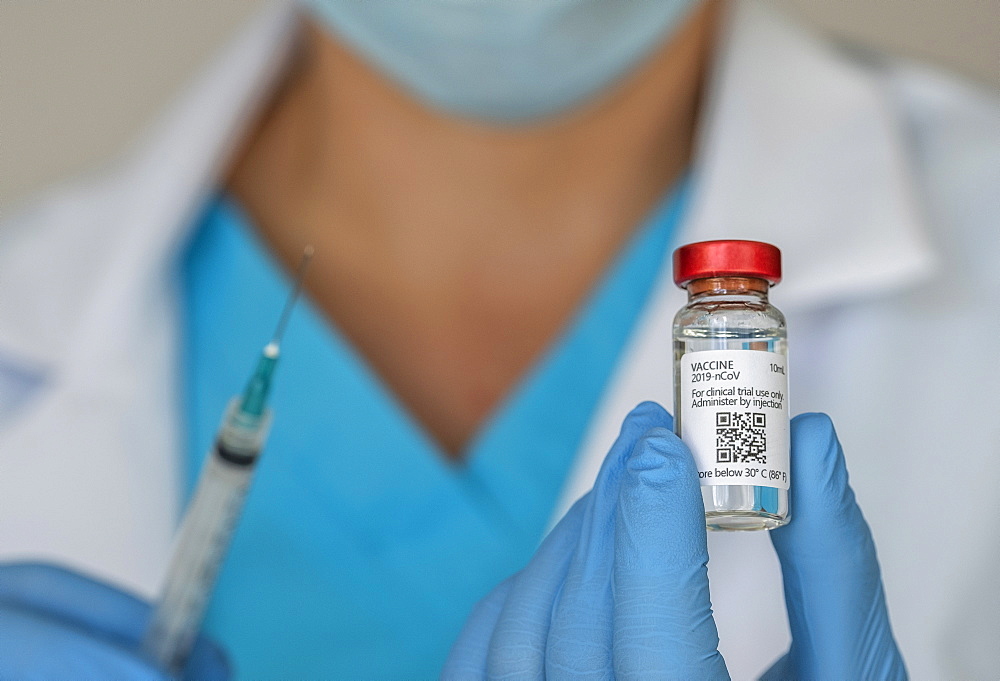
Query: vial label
[[679, 349, 789, 489]]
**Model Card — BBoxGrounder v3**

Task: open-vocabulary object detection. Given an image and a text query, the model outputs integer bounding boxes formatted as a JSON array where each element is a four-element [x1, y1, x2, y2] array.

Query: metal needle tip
[[268, 246, 315, 351]]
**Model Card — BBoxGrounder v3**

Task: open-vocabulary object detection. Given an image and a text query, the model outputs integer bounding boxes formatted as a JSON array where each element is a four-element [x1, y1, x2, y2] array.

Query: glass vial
[[672, 240, 790, 531]]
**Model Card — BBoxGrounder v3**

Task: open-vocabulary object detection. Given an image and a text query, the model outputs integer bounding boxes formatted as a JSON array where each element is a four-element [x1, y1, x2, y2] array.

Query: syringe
[[142, 247, 314, 675]]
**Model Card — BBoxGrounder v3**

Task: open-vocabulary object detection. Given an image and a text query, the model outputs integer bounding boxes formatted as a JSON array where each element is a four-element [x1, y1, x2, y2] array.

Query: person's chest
[[178, 188, 686, 677], [298, 258, 624, 458]]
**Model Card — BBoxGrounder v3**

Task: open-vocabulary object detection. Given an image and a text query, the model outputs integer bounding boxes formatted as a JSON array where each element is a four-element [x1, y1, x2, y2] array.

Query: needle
[[265, 246, 315, 358]]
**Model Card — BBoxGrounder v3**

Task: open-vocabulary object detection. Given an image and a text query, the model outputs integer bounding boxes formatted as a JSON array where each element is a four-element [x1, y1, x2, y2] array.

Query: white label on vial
[[679, 350, 789, 489]]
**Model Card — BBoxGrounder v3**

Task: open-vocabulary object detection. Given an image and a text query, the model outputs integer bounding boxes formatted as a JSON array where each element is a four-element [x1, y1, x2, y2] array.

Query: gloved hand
[[761, 413, 907, 680], [442, 402, 906, 680], [0, 562, 229, 680], [443, 401, 727, 679]]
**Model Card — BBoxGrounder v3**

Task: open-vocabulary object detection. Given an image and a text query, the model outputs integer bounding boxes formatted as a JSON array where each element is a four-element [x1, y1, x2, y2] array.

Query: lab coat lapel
[[0, 4, 298, 595], [61, 3, 298, 379], [551, 1, 937, 525]]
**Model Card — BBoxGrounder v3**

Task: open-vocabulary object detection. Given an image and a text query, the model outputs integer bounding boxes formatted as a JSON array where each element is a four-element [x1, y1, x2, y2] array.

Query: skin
[[226, 1, 722, 458]]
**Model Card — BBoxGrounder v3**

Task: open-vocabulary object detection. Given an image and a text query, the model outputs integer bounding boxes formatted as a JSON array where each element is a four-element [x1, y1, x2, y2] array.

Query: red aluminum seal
[[673, 240, 782, 287]]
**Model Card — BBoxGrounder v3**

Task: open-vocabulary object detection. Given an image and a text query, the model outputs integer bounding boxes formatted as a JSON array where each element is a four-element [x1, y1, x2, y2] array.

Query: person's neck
[[229, 4, 718, 267], [225, 1, 721, 457]]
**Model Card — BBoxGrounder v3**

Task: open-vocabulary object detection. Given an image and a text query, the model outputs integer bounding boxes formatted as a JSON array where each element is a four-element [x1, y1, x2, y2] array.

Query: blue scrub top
[[181, 179, 689, 679]]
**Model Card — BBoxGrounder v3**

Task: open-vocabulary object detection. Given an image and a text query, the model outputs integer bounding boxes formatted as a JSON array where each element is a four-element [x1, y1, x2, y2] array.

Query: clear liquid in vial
[[674, 326, 789, 531]]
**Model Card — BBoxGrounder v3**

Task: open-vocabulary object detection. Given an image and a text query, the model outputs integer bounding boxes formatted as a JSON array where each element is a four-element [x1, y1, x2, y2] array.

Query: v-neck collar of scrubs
[[181, 176, 689, 678]]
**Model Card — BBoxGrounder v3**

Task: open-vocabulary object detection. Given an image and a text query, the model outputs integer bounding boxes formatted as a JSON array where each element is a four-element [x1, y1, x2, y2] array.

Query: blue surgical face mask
[[301, 0, 700, 122]]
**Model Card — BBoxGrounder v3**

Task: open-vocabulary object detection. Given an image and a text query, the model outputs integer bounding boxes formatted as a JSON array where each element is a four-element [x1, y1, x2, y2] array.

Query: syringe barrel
[[142, 404, 270, 673]]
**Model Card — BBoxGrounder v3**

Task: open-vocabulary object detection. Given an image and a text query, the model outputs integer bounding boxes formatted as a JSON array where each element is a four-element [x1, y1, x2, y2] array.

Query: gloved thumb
[[765, 413, 906, 680], [612, 426, 729, 679], [0, 563, 230, 681]]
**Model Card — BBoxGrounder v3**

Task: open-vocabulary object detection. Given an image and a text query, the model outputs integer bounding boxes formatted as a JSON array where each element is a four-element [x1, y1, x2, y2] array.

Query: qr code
[[716, 412, 767, 464]]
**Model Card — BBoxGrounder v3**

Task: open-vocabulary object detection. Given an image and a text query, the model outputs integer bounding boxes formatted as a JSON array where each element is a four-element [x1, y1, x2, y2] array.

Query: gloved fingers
[[544, 403, 673, 678], [441, 576, 514, 680], [482, 493, 586, 680], [562, 402, 673, 584], [0, 562, 230, 680], [0, 604, 167, 681], [591, 402, 674, 495], [0, 562, 147, 645], [612, 428, 728, 679], [447, 404, 680, 680], [768, 413, 906, 680], [182, 635, 232, 681]]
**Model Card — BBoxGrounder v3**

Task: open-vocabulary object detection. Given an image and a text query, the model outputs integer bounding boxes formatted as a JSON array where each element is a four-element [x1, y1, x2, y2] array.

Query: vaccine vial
[[672, 240, 790, 531]]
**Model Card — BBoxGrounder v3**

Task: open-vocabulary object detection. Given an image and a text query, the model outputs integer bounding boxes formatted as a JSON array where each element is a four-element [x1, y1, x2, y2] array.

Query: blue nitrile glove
[[443, 404, 906, 680], [0, 562, 229, 680], [761, 413, 907, 680], [443, 401, 729, 679]]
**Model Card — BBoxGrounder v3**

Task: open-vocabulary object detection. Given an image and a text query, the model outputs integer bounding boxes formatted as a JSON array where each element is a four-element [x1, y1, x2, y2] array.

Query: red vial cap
[[673, 240, 782, 287]]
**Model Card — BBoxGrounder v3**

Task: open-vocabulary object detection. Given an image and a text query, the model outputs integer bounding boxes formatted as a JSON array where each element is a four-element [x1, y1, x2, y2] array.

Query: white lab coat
[[1, 3, 997, 679]]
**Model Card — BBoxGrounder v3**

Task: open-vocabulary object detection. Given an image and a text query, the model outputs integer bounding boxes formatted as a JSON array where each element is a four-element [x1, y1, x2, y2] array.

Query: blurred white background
[[2, 0, 997, 211]]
